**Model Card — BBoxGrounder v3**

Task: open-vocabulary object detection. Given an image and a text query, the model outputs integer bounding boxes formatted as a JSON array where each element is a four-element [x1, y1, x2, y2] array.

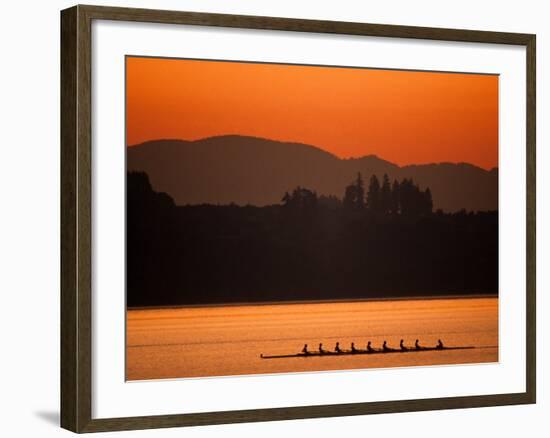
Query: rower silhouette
[[383, 340, 390, 352], [367, 341, 374, 353], [302, 344, 309, 354], [400, 339, 407, 351], [415, 339, 421, 350], [436, 339, 444, 349], [319, 343, 325, 354], [351, 342, 357, 353], [335, 342, 342, 353]]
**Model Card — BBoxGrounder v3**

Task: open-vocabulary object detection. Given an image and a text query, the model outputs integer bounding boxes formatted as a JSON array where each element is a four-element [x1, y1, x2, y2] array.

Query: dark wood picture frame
[[61, 4, 536, 433]]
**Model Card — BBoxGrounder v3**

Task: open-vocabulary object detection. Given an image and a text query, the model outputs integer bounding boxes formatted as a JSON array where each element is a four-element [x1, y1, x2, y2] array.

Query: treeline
[[282, 173, 433, 218], [127, 172, 498, 307]]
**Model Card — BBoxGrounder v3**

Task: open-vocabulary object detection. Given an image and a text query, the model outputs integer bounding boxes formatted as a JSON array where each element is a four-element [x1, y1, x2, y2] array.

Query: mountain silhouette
[[127, 135, 498, 212]]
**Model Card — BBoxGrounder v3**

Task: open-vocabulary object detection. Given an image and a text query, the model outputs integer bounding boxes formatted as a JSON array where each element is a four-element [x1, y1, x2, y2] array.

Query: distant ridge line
[[128, 135, 497, 171], [127, 135, 498, 211]]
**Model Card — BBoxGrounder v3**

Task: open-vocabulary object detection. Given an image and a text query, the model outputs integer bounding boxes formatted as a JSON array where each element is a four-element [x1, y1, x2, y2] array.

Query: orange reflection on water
[[126, 297, 498, 380]]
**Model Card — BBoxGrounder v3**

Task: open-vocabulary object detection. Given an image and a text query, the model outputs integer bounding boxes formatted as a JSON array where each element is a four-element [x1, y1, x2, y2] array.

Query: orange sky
[[126, 56, 498, 169]]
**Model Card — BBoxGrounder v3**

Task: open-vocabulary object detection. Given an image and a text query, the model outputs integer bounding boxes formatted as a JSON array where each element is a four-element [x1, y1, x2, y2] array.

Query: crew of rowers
[[301, 339, 444, 354]]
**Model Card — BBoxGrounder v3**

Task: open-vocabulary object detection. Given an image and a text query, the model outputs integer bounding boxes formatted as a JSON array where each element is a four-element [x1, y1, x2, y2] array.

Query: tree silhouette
[[343, 184, 356, 209], [396, 178, 433, 217], [343, 173, 365, 210], [366, 174, 381, 213], [127, 170, 498, 307], [282, 191, 291, 206], [391, 179, 400, 214], [283, 186, 318, 211], [424, 187, 433, 214], [380, 174, 392, 214]]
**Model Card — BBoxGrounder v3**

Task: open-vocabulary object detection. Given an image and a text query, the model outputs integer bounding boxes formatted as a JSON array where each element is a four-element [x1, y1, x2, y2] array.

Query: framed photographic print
[[60, 4, 536, 433]]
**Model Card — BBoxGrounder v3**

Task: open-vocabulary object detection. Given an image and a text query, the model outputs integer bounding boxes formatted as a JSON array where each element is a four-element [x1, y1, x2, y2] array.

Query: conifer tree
[[391, 179, 400, 214], [380, 173, 392, 214], [366, 174, 381, 213]]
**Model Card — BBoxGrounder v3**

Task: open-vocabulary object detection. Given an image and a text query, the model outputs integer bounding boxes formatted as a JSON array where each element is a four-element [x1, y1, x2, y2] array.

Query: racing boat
[[260, 345, 475, 359]]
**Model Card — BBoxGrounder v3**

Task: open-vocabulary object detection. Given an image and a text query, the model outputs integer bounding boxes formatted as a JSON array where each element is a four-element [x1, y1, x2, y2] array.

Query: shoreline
[[127, 293, 498, 311]]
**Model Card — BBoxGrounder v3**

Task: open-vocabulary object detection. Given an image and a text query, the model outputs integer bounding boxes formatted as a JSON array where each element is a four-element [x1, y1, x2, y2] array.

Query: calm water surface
[[126, 297, 498, 380]]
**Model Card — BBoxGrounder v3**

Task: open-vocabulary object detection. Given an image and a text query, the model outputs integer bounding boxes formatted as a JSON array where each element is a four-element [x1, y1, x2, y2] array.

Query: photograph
[[125, 56, 499, 381], [1, 0, 542, 435]]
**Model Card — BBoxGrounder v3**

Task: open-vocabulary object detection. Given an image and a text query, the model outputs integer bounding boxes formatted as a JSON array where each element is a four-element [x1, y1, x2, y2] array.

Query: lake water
[[126, 297, 498, 380]]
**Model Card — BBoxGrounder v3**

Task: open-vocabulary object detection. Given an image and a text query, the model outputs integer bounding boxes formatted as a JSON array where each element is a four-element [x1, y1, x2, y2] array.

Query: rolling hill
[[127, 135, 498, 212]]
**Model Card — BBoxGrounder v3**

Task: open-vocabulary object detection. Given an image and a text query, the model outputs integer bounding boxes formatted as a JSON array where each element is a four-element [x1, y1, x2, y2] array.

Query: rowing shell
[[260, 346, 475, 359]]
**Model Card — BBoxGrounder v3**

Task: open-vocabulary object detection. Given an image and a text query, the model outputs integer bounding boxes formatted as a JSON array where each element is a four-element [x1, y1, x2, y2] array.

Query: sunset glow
[[126, 56, 498, 170]]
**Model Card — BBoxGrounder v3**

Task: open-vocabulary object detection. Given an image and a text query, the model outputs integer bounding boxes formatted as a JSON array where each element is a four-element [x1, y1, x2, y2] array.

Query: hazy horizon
[[127, 135, 498, 211], [127, 134, 499, 171]]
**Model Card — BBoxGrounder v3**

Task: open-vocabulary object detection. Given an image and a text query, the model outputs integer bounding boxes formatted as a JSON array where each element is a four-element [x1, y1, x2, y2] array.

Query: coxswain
[[415, 339, 421, 350], [436, 339, 444, 349]]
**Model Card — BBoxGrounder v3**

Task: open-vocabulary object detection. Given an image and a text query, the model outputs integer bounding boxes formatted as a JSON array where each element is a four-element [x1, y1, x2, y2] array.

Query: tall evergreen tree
[[424, 187, 433, 214], [380, 174, 392, 214], [391, 179, 400, 214], [399, 178, 415, 216], [366, 174, 381, 213], [343, 173, 365, 209], [397, 178, 434, 217], [343, 184, 357, 209]]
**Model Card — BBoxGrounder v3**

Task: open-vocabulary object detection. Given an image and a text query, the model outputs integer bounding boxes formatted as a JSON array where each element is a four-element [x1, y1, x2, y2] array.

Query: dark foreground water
[[126, 297, 498, 380]]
